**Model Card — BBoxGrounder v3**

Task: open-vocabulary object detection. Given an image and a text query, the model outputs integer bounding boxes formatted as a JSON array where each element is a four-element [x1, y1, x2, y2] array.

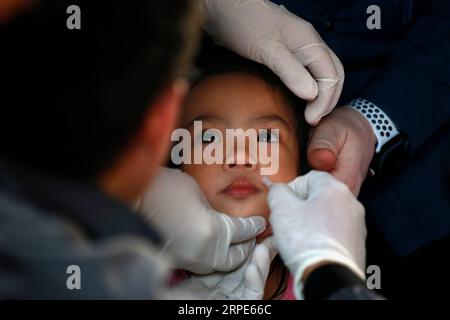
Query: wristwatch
[[349, 98, 407, 176]]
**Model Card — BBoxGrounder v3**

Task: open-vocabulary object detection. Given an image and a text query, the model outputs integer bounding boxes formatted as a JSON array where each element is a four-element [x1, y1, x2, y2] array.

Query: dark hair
[[186, 35, 310, 174], [0, 0, 202, 179]]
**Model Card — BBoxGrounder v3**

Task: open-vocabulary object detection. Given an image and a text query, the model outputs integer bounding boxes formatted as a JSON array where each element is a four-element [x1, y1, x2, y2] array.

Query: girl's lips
[[221, 177, 261, 199]]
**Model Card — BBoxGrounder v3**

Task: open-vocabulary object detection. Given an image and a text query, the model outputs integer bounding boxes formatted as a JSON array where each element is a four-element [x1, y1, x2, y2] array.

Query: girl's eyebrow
[[250, 115, 293, 131], [184, 115, 225, 128], [184, 115, 293, 131]]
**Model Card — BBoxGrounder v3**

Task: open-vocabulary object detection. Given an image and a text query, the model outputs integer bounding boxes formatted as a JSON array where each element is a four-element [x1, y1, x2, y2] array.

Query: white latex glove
[[203, 0, 344, 125], [264, 171, 367, 299], [137, 167, 267, 274], [173, 238, 277, 300]]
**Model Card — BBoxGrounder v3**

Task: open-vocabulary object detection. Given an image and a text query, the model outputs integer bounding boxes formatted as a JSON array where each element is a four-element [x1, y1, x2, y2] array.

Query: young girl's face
[[180, 73, 300, 241]]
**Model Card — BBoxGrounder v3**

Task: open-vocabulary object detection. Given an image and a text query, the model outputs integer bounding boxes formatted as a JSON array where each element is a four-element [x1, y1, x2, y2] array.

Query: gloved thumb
[[307, 123, 339, 171]]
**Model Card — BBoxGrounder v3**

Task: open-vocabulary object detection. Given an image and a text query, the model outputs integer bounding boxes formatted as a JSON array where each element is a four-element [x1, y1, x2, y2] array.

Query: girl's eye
[[258, 129, 279, 143], [201, 129, 221, 144]]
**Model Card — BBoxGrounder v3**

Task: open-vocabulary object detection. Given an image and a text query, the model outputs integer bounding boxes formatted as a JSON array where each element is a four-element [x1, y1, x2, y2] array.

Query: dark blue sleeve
[[360, 0, 450, 152], [326, 286, 383, 300], [303, 264, 384, 300]]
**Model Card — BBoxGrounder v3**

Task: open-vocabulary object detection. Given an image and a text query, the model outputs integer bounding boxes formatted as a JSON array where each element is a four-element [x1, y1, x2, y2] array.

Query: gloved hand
[[137, 167, 267, 274], [264, 171, 367, 299], [173, 238, 277, 299], [203, 0, 344, 125]]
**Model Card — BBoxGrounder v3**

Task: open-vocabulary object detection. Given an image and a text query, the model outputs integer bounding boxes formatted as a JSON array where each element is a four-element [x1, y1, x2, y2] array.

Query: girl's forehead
[[182, 73, 296, 129]]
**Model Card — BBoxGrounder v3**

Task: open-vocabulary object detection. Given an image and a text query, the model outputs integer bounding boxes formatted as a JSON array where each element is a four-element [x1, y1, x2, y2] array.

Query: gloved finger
[[243, 244, 271, 299], [263, 177, 303, 215], [219, 239, 256, 272], [261, 43, 318, 101], [266, 182, 301, 211], [192, 271, 225, 290], [305, 78, 338, 126], [307, 122, 340, 171], [327, 48, 345, 115], [294, 44, 339, 125], [260, 236, 278, 262], [241, 264, 265, 300], [290, 171, 339, 199], [224, 214, 266, 244], [251, 243, 271, 277], [286, 175, 310, 199]]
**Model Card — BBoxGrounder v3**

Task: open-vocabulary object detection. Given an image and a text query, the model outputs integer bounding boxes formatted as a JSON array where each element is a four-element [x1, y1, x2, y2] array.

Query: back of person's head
[[0, 0, 201, 180]]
